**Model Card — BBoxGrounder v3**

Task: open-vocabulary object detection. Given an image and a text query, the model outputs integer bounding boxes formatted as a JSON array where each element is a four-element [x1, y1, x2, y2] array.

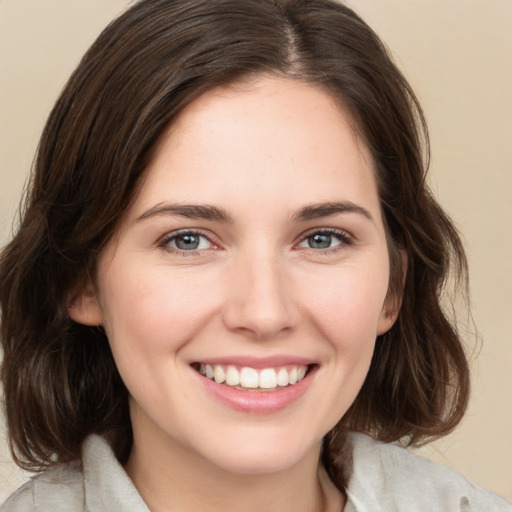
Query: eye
[[159, 230, 215, 252], [297, 229, 352, 250]]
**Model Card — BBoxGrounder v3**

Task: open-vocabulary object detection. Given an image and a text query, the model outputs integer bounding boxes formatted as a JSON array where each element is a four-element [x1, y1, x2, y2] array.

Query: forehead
[[128, 75, 379, 222]]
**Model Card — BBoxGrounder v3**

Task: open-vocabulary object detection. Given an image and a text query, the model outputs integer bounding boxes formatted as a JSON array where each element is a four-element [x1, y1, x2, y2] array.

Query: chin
[[208, 450, 304, 476], [196, 428, 322, 476]]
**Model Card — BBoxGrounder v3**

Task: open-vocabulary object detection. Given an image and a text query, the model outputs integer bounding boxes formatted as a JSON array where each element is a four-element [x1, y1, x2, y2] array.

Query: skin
[[70, 75, 398, 512]]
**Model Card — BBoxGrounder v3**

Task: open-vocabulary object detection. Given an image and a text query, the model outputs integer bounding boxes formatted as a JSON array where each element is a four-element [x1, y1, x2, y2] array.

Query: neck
[[125, 426, 337, 512]]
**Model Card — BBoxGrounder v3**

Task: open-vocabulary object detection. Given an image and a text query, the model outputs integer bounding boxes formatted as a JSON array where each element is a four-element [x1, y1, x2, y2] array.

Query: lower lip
[[195, 366, 316, 414]]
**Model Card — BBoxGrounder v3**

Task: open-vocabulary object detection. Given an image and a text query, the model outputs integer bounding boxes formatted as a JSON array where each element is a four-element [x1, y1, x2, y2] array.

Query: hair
[[0, 0, 469, 488]]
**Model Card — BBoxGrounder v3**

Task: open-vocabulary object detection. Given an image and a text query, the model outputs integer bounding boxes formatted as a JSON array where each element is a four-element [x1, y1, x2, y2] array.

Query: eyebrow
[[292, 201, 374, 223], [136, 200, 373, 225], [136, 203, 234, 223]]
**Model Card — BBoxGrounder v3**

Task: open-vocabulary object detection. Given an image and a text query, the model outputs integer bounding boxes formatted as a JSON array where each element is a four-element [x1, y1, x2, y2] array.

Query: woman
[[1, 0, 510, 510]]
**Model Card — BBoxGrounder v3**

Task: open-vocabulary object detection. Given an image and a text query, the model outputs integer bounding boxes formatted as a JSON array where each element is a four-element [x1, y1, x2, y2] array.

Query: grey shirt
[[2, 433, 511, 511]]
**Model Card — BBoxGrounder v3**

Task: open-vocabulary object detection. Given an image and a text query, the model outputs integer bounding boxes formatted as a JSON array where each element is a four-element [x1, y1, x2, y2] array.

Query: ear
[[376, 306, 397, 336], [67, 278, 104, 326], [377, 248, 408, 336]]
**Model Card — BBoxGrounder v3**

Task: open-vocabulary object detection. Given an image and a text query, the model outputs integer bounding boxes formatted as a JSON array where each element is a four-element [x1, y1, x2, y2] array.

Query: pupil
[[176, 234, 199, 250], [309, 233, 331, 249]]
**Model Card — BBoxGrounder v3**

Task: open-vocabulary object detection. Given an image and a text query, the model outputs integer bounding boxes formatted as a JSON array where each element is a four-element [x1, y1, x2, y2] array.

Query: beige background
[[0, 0, 511, 502]]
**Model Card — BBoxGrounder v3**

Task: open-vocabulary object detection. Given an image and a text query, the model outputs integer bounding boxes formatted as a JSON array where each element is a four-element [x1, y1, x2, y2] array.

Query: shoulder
[[1, 462, 84, 512], [1, 435, 150, 512], [344, 432, 512, 512]]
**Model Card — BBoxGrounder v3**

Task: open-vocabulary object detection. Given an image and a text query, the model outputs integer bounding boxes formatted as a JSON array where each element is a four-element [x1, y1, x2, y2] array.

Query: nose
[[222, 250, 299, 340]]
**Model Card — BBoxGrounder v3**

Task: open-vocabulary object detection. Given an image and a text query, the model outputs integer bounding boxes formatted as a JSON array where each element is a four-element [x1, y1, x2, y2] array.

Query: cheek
[[302, 265, 388, 418], [96, 265, 221, 413], [99, 265, 218, 359], [301, 263, 389, 344]]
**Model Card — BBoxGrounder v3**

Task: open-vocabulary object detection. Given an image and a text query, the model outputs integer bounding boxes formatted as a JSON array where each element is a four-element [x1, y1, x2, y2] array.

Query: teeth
[[198, 363, 309, 390], [213, 365, 226, 384], [226, 365, 240, 386], [259, 368, 277, 389], [240, 367, 259, 388], [277, 367, 289, 387]]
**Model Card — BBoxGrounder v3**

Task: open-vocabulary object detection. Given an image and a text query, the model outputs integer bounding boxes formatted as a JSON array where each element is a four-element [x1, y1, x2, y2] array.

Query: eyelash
[[158, 229, 217, 255], [295, 228, 353, 254], [157, 227, 353, 256]]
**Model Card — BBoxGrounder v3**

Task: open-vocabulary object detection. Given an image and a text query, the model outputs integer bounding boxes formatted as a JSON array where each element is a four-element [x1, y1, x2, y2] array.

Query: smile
[[197, 363, 309, 391], [191, 359, 317, 413]]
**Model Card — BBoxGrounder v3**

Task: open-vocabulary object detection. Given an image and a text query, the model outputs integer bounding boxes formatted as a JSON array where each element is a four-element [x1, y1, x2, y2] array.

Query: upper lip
[[190, 355, 316, 369]]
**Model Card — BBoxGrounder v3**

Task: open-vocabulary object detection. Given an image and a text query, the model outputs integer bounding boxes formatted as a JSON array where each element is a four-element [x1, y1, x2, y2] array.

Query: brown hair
[[0, 0, 469, 485]]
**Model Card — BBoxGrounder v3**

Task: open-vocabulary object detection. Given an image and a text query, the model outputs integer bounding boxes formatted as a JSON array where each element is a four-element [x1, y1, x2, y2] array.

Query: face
[[70, 76, 396, 476]]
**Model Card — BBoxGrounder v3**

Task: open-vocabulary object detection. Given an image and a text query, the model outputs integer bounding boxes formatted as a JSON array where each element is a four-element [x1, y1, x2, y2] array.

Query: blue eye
[[298, 229, 351, 250], [307, 233, 339, 249], [161, 231, 213, 252]]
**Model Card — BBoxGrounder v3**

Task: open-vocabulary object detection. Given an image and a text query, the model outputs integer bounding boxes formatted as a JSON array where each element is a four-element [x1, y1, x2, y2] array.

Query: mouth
[[191, 359, 317, 413], [191, 363, 313, 392]]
